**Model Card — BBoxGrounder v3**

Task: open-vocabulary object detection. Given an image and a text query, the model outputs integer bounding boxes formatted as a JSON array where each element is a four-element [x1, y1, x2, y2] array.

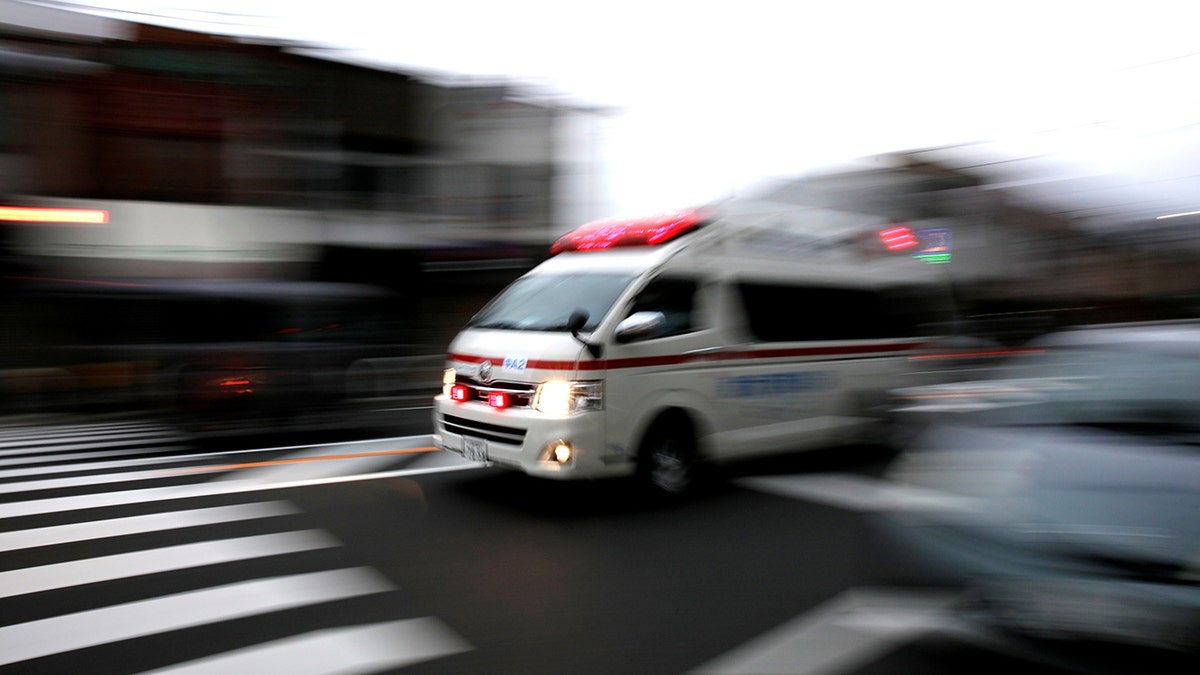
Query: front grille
[[442, 413, 527, 446], [456, 376, 537, 409]]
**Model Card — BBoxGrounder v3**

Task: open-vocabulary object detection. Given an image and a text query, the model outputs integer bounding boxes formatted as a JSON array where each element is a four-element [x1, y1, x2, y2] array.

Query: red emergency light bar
[[550, 209, 705, 255], [0, 206, 109, 225]]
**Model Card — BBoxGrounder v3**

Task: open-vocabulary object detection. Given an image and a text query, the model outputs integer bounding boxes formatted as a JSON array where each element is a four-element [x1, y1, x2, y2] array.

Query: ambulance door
[[603, 274, 720, 464], [712, 280, 846, 459]]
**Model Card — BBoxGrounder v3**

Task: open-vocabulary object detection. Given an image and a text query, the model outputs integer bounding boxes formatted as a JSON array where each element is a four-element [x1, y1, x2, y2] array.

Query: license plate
[[463, 436, 488, 463]]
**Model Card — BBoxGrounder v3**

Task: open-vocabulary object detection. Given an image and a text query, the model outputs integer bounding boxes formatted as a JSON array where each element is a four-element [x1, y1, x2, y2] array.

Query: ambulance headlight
[[442, 368, 456, 398], [533, 380, 604, 415]]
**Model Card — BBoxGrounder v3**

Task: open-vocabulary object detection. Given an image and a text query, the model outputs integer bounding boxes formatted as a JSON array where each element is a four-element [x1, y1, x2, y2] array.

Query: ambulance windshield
[[468, 272, 638, 332]]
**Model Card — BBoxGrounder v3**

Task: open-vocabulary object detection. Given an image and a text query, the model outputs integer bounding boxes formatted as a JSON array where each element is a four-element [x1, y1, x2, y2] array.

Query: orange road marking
[[173, 446, 440, 474]]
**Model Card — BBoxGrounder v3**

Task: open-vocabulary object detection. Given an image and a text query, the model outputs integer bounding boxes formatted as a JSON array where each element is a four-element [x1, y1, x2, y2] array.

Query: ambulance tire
[[637, 412, 698, 495]]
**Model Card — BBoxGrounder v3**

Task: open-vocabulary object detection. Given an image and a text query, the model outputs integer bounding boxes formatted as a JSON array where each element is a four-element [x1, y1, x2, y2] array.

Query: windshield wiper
[[469, 320, 525, 330]]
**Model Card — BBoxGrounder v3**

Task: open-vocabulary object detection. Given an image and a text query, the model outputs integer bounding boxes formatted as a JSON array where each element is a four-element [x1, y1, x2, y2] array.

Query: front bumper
[[431, 395, 634, 480]]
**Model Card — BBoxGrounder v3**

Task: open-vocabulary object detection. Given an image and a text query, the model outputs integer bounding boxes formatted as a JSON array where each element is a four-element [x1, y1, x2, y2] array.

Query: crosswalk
[[0, 418, 192, 461], [0, 418, 475, 673]]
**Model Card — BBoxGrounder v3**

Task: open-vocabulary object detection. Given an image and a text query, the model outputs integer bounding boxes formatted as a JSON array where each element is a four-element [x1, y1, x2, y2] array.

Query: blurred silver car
[[878, 323, 1200, 658]]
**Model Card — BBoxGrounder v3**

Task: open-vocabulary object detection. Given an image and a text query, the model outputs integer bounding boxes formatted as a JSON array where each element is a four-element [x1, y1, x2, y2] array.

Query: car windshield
[[467, 272, 638, 332], [982, 344, 1200, 434]]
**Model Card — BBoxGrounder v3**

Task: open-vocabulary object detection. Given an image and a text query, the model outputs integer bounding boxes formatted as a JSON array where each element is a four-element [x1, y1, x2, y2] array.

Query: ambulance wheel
[[637, 414, 697, 494]]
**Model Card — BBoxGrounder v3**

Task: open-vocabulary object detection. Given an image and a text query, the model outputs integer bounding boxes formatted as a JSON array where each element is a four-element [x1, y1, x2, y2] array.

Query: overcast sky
[[61, 1, 1200, 216]]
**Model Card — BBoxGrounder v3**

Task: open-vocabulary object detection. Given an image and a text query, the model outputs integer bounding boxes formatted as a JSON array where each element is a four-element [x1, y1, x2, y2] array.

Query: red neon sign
[[879, 224, 918, 251]]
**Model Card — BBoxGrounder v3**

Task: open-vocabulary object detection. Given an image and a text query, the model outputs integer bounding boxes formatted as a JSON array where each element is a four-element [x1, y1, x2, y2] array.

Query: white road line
[[0, 422, 170, 441], [691, 588, 964, 675], [0, 462, 483, 519], [143, 618, 472, 675], [0, 445, 190, 468], [206, 436, 455, 485], [0, 434, 431, 472], [0, 424, 185, 446], [0, 568, 394, 667], [234, 434, 438, 455], [0, 466, 199, 495], [0, 435, 439, 492], [0, 501, 300, 552], [0, 425, 179, 438], [0, 435, 189, 456], [734, 474, 980, 514], [214, 449, 415, 486], [0, 452, 207, 479], [0, 530, 340, 599]]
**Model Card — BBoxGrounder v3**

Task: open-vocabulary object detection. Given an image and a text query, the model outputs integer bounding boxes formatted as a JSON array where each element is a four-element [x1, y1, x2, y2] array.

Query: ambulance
[[432, 180, 953, 492]]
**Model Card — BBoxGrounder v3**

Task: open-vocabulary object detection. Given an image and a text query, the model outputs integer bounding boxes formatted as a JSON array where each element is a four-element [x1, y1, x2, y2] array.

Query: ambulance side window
[[626, 277, 699, 340], [736, 283, 889, 341]]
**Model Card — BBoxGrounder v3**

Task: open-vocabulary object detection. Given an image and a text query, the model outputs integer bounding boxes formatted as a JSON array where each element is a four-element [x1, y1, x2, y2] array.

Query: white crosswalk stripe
[[0, 420, 474, 671], [1, 530, 342, 599], [0, 502, 299, 552], [0, 443, 191, 468], [0, 569, 396, 667], [690, 588, 992, 675], [0, 466, 204, 494], [143, 618, 473, 675], [0, 432, 477, 516], [709, 471, 1033, 674], [0, 420, 190, 454], [0, 452, 215, 479]]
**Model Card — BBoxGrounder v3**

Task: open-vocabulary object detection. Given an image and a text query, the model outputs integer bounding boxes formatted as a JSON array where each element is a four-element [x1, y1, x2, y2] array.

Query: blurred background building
[[0, 0, 620, 349], [3, 0, 1200, 417], [0, 0, 612, 414]]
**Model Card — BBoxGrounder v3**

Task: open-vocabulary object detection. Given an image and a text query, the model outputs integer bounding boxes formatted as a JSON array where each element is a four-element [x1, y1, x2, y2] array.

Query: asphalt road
[[0, 408, 1182, 674]]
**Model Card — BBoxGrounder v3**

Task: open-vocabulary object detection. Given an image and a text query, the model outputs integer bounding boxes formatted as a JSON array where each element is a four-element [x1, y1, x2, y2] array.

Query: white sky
[[61, 1, 1200, 216]]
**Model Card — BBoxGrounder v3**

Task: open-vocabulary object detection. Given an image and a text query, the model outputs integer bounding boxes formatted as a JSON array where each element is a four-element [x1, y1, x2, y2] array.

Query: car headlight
[[533, 380, 604, 415], [442, 368, 456, 398]]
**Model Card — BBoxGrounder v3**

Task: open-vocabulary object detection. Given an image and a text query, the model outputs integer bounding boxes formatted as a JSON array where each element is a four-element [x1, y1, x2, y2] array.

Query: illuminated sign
[[914, 228, 951, 264], [0, 206, 109, 225]]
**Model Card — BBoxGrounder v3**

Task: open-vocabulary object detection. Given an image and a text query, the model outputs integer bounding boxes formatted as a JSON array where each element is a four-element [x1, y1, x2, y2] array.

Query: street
[[0, 408, 1160, 674]]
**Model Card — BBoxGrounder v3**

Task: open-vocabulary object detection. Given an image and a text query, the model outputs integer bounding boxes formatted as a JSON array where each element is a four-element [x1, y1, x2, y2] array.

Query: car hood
[[890, 423, 1200, 576], [445, 328, 593, 383]]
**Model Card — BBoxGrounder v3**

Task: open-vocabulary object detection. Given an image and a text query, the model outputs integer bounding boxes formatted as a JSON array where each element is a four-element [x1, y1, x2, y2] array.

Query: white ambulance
[[432, 182, 953, 492]]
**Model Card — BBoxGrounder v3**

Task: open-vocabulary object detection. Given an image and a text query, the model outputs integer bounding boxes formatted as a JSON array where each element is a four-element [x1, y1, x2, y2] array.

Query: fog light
[[551, 442, 572, 464]]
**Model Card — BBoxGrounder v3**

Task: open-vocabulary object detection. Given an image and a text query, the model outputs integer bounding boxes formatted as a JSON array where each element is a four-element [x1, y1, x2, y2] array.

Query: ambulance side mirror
[[615, 311, 666, 343], [568, 310, 603, 358], [568, 310, 589, 334]]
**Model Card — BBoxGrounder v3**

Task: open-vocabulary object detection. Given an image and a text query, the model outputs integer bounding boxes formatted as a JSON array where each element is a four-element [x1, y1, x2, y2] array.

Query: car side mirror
[[615, 311, 666, 343], [567, 310, 589, 334], [568, 309, 602, 358]]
